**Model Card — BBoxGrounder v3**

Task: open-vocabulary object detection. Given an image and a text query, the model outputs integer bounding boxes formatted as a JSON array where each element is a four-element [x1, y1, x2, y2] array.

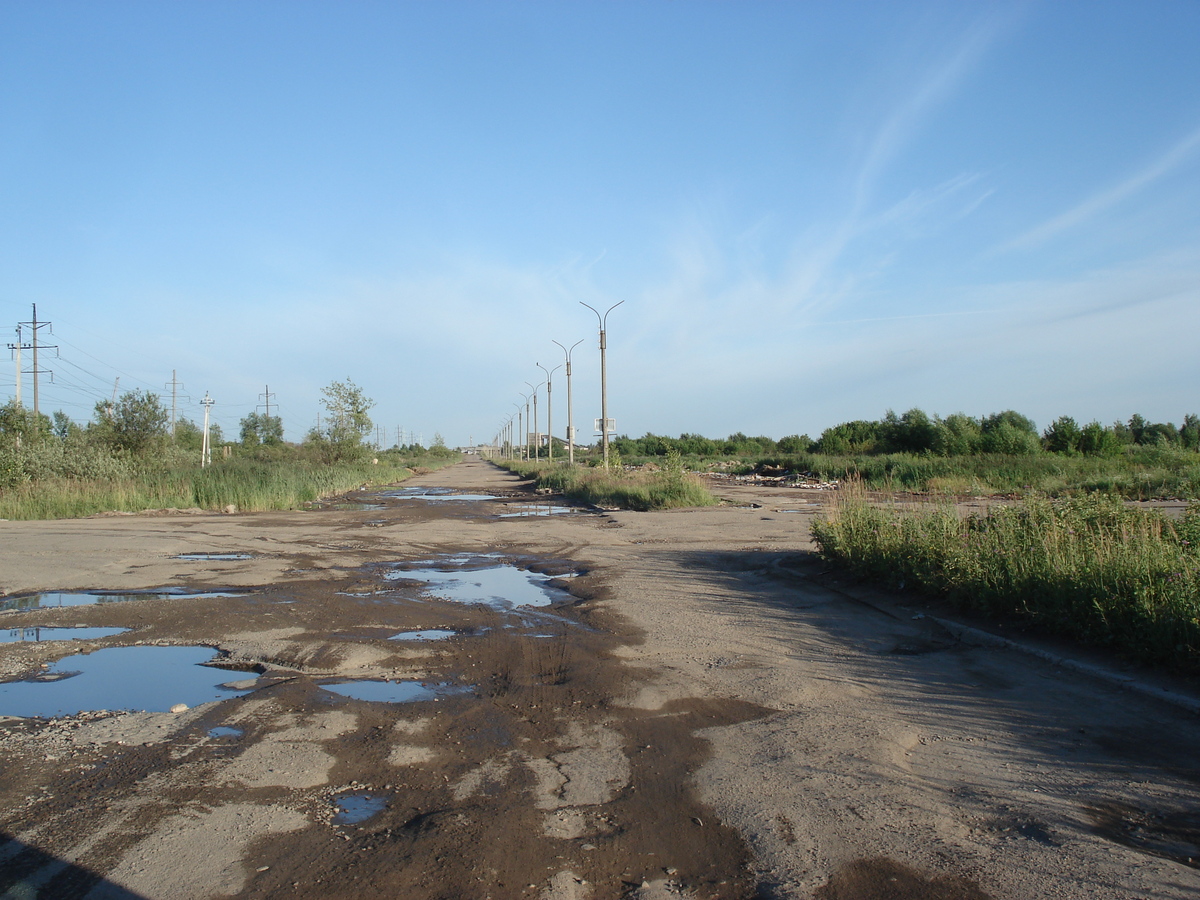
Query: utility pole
[[18, 304, 56, 435], [258, 385, 275, 418], [7, 325, 31, 405], [200, 393, 214, 467], [165, 370, 185, 437], [107, 378, 120, 419]]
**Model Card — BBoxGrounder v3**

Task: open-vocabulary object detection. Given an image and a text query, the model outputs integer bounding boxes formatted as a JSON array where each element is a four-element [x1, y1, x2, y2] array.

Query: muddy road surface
[[0, 459, 1197, 899]]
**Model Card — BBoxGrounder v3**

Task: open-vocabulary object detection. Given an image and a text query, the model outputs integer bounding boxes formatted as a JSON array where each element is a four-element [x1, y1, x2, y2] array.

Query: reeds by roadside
[[496, 457, 718, 511], [811, 483, 1200, 672]]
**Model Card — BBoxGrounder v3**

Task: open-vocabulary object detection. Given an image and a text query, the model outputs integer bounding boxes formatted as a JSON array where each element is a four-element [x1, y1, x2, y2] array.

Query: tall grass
[[0, 456, 455, 520], [811, 485, 1200, 672], [496, 457, 718, 511]]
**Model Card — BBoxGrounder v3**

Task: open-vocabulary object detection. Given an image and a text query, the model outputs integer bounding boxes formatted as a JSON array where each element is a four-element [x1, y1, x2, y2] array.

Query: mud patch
[[1087, 801, 1200, 869], [813, 857, 994, 899]]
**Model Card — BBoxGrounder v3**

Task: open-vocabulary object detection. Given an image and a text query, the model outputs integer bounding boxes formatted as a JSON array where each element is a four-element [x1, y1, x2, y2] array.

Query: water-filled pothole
[[497, 504, 578, 518], [174, 552, 254, 561], [0, 589, 246, 613], [382, 487, 499, 502], [0, 646, 259, 718], [209, 726, 243, 738], [0, 626, 129, 644], [333, 791, 387, 825], [318, 679, 467, 704], [384, 556, 573, 609], [389, 629, 458, 642]]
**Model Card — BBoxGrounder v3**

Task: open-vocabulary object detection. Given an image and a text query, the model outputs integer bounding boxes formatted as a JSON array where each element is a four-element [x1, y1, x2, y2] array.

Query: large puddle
[[0, 646, 257, 718], [389, 629, 458, 642], [384, 556, 572, 610], [0, 626, 129, 644], [0, 589, 245, 613]]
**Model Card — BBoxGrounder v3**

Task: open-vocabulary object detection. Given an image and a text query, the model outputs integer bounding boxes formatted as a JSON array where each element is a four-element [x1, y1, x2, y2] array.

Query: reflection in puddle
[[174, 552, 254, 560], [209, 726, 243, 738], [0, 590, 245, 613], [382, 487, 498, 502], [385, 557, 572, 610], [0, 626, 129, 644], [498, 504, 577, 518], [333, 791, 387, 825], [389, 629, 457, 642], [319, 680, 465, 704], [0, 646, 258, 718]]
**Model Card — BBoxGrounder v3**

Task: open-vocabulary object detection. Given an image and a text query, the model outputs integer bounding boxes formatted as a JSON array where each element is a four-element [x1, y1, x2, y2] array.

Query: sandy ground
[[0, 459, 1197, 899]]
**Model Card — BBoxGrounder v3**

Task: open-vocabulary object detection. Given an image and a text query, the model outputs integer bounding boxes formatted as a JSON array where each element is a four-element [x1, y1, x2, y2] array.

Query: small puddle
[[0, 646, 258, 718], [319, 679, 466, 704], [173, 552, 254, 561], [389, 629, 458, 642], [333, 791, 387, 825], [385, 556, 572, 610], [209, 726, 243, 738], [0, 626, 129, 644], [0, 590, 245, 613]]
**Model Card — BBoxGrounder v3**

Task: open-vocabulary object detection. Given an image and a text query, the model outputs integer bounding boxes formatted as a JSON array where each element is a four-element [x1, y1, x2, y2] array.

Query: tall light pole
[[525, 381, 541, 461], [537, 362, 562, 462], [580, 301, 624, 469], [553, 339, 584, 466], [514, 401, 526, 460]]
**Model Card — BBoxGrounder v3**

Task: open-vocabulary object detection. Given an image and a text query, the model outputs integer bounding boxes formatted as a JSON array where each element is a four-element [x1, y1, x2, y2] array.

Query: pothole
[[173, 552, 254, 561], [332, 791, 388, 825], [0, 626, 129, 644], [381, 487, 499, 502], [497, 504, 579, 518], [389, 629, 458, 642], [0, 646, 260, 718], [383, 555, 575, 610], [318, 679, 469, 704], [0, 589, 247, 613]]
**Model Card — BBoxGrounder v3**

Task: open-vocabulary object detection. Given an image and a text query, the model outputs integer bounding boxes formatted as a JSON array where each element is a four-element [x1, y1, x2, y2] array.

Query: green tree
[[89, 390, 169, 455], [932, 413, 982, 456], [1078, 421, 1123, 457], [1043, 416, 1082, 454], [1180, 414, 1200, 450], [239, 411, 284, 446], [304, 378, 374, 462], [0, 400, 51, 446]]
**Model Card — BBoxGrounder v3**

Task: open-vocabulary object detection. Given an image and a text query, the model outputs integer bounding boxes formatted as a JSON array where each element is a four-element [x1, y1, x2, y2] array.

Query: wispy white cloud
[[996, 124, 1200, 253]]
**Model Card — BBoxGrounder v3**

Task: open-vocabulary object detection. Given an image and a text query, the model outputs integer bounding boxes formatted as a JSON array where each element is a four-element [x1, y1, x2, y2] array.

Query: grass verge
[[811, 484, 1200, 673], [0, 456, 458, 520], [495, 459, 718, 511]]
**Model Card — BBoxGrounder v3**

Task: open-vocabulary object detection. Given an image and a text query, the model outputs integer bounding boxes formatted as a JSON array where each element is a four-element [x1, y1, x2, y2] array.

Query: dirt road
[[0, 459, 1197, 899]]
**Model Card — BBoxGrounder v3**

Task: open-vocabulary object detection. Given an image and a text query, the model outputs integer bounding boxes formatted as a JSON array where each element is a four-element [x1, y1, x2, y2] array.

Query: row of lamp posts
[[494, 301, 623, 468]]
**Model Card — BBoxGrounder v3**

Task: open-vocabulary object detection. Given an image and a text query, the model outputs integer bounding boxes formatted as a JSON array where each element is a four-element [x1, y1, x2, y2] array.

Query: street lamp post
[[515, 401, 526, 460], [553, 339, 584, 466], [580, 301, 624, 469], [525, 381, 541, 461], [537, 362, 562, 462]]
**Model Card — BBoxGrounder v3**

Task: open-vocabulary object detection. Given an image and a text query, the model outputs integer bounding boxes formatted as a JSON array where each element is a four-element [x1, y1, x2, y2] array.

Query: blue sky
[[2, 1, 1198, 447]]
